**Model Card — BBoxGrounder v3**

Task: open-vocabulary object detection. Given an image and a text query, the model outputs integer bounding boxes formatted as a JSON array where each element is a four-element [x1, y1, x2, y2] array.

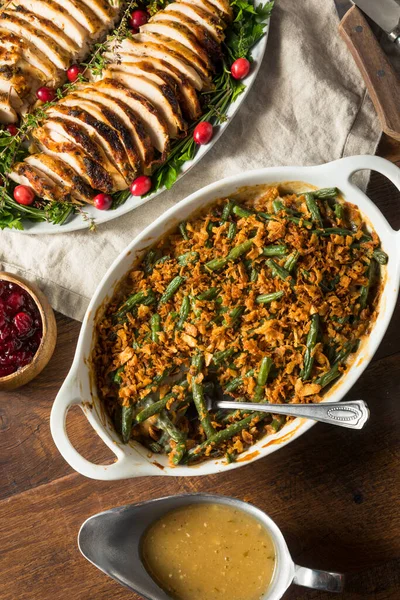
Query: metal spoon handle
[[293, 565, 345, 593], [215, 400, 369, 430]]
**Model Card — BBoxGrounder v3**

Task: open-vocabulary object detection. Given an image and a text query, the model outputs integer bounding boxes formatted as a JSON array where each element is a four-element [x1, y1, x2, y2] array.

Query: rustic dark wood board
[[0, 138, 399, 599]]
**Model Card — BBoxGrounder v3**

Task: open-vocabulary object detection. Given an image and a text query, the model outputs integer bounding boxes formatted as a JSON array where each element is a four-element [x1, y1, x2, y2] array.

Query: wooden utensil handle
[[339, 5, 400, 141]]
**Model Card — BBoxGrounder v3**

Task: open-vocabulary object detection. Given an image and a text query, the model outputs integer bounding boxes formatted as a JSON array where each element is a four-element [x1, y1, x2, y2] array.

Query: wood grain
[[0, 141, 399, 599], [339, 6, 400, 141]]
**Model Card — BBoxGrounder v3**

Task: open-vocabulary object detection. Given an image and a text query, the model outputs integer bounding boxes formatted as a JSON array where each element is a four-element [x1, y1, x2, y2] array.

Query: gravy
[[141, 503, 276, 600]]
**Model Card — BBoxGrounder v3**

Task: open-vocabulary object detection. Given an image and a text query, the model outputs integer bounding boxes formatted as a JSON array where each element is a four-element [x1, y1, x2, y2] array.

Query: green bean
[[121, 405, 134, 443], [315, 343, 355, 388], [315, 227, 353, 237], [227, 221, 237, 240], [262, 245, 288, 257], [301, 314, 319, 380], [266, 258, 293, 284], [143, 249, 158, 275], [155, 411, 187, 465], [313, 187, 339, 199], [286, 215, 313, 228], [305, 192, 323, 227], [197, 287, 220, 301], [148, 441, 163, 453], [255, 291, 285, 304], [258, 212, 277, 222], [359, 261, 375, 311], [159, 276, 185, 305], [154, 255, 171, 267], [223, 305, 245, 328], [135, 380, 189, 423], [232, 205, 254, 219], [221, 200, 234, 222], [334, 202, 344, 221], [150, 313, 161, 343], [225, 369, 255, 393], [270, 415, 286, 432], [212, 347, 235, 366], [190, 296, 202, 318], [191, 353, 216, 438], [284, 250, 300, 273], [250, 267, 258, 282], [115, 289, 156, 322], [272, 199, 285, 213], [372, 249, 388, 265], [111, 366, 125, 385], [205, 240, 253, 271], [253, 356, 273, 402], [179, 221, 189, 240], [177, 251, 199, 266], [176, 296, 190, 330], [185, 412, 265, 462]]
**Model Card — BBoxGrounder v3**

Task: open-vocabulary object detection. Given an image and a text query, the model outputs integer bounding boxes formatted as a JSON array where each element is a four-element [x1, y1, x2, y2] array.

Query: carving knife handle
[[339, 5, 400, 141]]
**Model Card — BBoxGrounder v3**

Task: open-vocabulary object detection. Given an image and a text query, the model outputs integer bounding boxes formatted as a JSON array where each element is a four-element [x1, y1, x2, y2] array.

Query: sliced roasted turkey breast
[[46, 103, 131, 188], [0, 92, 18, 123], [134, 32, 212, 88], [0, 29, 58, 83], [16, 0, 89, 49], [25, 153, 96, 203], [12, 6, 80, 57], [103, 68, 187, 138], [77, 0, 118, 24], [94, 78, 170, 156], [61, 91, 141, 176], [0, 11, 71, 70], [149, 13, 222, 63], [69, 85, 155, 172], [179, 0, 229, 26], [139, 21, 214, 72], [163, 2, 225, 43], [206, 0, 233, 22], [109, 37, 204, 92], [104, 55, 201, 120], [33, 134, 116, 192], [48, 0, 103, 36]]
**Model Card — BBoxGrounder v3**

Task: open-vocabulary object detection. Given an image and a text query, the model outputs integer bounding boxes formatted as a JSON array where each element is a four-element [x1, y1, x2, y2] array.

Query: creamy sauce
[[141, 503, 276, 600]]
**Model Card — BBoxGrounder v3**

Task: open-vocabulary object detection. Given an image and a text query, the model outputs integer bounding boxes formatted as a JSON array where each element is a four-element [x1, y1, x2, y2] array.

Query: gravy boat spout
[[78, 494, 344, 599]]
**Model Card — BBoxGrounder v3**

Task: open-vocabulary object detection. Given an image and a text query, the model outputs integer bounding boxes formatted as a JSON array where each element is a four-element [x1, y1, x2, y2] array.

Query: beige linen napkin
[[0, 0, 381, 321]]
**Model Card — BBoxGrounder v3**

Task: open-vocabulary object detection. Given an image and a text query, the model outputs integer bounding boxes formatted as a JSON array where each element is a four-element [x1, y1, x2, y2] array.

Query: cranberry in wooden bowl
[[0, 273, 57, 391]]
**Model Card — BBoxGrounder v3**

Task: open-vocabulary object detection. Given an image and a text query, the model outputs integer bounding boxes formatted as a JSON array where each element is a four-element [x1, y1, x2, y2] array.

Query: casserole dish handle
[[332, 155, 400, 231], [50, 375, 130, 480]]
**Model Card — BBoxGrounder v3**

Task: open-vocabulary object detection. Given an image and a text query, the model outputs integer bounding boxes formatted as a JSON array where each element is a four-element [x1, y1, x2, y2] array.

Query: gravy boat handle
[[293, 565, 345, 593]]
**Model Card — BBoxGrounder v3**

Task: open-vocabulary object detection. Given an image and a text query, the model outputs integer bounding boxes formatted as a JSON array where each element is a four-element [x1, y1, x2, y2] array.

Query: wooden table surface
[[1, 137, 399, 600]]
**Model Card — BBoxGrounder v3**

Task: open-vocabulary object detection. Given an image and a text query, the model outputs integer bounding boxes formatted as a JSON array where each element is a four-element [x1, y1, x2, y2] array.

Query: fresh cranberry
[[130, 9, 148, 29], [67, 64, 83, 82], [14, 312, 33, 337], [130, 175, 152, 196], [13, 185, 35, 206], [6, 123, 18, 136], [0, 365, 16, 377], [93, 193, 113, 210], [7, 291, 24, 313], [36, 86, 56, 102], [13, 350, 34, 368], [231, 58, 251, 80], [193, 121, 213, 145]]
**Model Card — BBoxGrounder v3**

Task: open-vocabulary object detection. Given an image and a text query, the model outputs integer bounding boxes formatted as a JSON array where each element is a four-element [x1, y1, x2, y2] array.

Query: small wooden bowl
[[0, 272, 57, 391]]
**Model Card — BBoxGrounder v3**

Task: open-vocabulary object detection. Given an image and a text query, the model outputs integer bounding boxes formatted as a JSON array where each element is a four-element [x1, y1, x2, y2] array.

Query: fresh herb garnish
[[0, 0, 273, 230]]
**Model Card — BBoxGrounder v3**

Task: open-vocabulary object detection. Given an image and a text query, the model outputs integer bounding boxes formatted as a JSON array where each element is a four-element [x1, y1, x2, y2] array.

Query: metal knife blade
[[353, 0, 400, 44], [333, 0, 353, 21]]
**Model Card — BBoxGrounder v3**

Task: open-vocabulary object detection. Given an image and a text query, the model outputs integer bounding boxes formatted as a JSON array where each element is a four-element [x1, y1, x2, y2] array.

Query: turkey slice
[[16, 0, 89, 49], [9, 162, 73, 203], [134, 32, 212, 88], [0, 29, 58, 83], [12, 6, 80, 57], [179, 0, 228, 26], [149, 13, 222, 63], [163, 2, 225, 43], [94, 78, 170, 156], [105, 58, 201, 120], [49, 0, 103, 36], [46, 103, 131, 187], [0, 92, 17, 123], [0, 11, 71, 70], [103, 68, 187, 138], [109, 37, 204, 91], [25, 153, 96, 204], [77, 0, 118, 24], [69, 85, 155, 172], [139, 22, 213, 72]]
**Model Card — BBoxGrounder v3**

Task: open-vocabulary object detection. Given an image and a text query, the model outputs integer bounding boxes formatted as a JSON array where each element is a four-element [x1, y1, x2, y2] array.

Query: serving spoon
[[205, 397, 370, 429], [78, 494, 345, 599]]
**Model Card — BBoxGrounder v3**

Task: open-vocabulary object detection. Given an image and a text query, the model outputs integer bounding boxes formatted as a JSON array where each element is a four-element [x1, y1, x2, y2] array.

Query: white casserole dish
[[50, 155, 400, 480]]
